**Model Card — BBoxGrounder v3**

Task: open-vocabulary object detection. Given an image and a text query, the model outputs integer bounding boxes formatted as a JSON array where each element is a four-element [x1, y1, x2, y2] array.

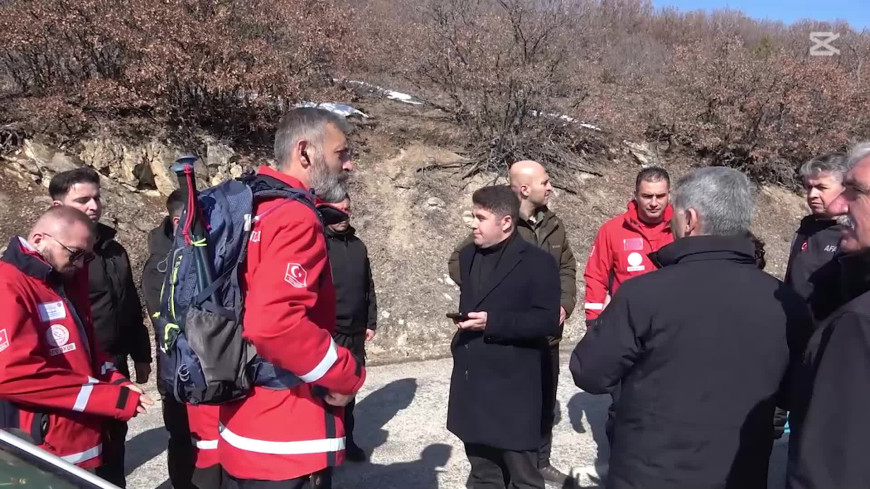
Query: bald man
[[0, 207, 152, 469], [448, 160, 577, 486]]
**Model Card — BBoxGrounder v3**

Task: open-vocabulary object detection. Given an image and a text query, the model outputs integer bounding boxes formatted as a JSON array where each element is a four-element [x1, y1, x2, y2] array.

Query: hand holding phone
[[446, 312, 469, 321]]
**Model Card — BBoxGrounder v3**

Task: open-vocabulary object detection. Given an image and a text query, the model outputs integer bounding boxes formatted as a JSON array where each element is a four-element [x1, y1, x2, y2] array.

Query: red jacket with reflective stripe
[[218, 166, 366, 481], [0, 238, 140, 468], [583, 201, 674, 321], [188, 404, 219, 469]]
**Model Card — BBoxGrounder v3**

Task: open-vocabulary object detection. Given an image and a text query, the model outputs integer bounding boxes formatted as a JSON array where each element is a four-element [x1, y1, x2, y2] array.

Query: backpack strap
[[191, 178, 323, 310]]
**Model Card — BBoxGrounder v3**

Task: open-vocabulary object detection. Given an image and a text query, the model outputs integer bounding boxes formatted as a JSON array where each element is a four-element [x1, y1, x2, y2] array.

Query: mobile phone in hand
[[446, 312, 469, 321]]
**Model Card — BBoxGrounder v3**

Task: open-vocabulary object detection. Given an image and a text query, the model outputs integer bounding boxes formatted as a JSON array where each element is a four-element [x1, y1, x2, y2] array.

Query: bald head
[[28, 206, 95, 278], [509, 160, 553, 215], [30, 206, 95, 239]]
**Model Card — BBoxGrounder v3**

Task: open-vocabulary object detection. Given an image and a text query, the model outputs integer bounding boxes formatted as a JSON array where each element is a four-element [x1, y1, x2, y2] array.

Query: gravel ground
[[124, 347, 790, 489]]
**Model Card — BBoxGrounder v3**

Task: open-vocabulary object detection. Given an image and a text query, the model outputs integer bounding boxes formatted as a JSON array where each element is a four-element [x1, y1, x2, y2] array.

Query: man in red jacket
[[218, 107, 366, 488], [583, 167, 674, 322], [0, 206, 152, 469]]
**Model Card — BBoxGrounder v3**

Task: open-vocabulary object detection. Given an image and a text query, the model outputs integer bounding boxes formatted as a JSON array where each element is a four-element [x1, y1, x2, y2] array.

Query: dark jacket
[[787, 249, 870, 489], [784, 216, 844, 322], [89, 223, 151, 363], [448, 207, 576, 342], [326, 226, 377, 335], [570, 235, 812, 489], [447, 233, 560, 451], [141, 216, 174, 319]]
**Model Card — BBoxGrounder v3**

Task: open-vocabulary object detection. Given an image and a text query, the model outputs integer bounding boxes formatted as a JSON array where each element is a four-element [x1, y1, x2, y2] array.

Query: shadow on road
[[337, 378, 451, 488], [353, 377, 418, 453], [125, 427, 167, 476], [339, 444, 452, 489], [568, 392, 610, 469]]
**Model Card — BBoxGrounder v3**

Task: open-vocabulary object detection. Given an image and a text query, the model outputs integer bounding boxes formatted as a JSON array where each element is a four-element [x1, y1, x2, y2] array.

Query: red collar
[[256, 166, 309, 192]]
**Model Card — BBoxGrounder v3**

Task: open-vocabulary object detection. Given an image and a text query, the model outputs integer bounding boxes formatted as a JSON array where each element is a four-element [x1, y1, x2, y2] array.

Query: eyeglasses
[[43, 234, 95, 264]]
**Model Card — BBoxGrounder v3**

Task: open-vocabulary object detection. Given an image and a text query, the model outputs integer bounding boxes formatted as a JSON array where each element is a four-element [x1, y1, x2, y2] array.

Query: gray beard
[[310, 161, 348, 203]]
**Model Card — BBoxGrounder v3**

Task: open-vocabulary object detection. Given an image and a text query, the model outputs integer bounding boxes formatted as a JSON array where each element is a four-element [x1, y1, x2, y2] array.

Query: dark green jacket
[[448, 208, 577, 341]]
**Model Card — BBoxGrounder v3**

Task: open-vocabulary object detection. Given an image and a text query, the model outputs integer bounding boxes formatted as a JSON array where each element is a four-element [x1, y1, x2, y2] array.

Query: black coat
[[326, 226, 377, 335], [141, 216, 174, 319], [570, 235, 812, 489], [447, 233, 560, 451], [89, 223, 151, 363], [787, 249, 870, 489], [784, 216, 844, 322]]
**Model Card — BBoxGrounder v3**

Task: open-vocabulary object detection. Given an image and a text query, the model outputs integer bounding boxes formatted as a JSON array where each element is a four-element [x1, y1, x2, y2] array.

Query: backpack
[[154, 173, 322, 405]]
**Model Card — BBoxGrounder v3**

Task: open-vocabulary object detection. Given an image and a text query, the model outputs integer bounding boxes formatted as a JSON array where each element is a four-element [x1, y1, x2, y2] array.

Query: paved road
[[125, 349, 790, 489]]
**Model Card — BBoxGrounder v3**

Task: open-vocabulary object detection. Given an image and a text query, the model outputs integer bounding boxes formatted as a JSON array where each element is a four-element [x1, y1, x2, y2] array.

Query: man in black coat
[[788, 143, 870, 489], [324, 193, 377, 462], [570, 167, 812, 489], [447, 185, 560, 489], [785, 152, 849, 323], [141, 189, 199, 489], [49, 167, 152, 488]]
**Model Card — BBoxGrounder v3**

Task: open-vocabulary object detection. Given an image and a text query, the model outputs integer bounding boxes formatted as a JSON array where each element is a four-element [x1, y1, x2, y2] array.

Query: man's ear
[[297, 140, 311, 168], [686, 208, 700, 236], [50, 201, 62, 208], [501, 215, 513, 233]]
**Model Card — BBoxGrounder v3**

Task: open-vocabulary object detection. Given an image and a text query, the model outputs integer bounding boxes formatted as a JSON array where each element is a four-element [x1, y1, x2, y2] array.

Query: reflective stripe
[[60, 443, 102, 464], [73, 377, 99, 413], [100, 362, 116, 376], [192, 437, 218, 450], [584, 303, 604, 311], [219, 424, 345, 455], [298, 338, 338, 383]]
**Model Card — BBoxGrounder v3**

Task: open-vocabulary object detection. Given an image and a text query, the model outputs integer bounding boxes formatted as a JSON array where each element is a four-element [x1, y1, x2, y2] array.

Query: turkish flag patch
[[0, 329, 8, 353], [623, 238, 644, 251], [284, 263, 308, 288]]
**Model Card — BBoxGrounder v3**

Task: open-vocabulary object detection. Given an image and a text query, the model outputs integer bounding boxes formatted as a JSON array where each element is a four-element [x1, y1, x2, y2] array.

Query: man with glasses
[[0, 206, 153, 469], [49, 167, 151, 488]]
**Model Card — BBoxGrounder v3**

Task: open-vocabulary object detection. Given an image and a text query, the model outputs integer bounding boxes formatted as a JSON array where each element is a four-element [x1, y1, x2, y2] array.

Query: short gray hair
[[274, 108, 351, 169], [671, 167, 754, 236], [847, 142, 870, 169], [800, 152, 849, 182]]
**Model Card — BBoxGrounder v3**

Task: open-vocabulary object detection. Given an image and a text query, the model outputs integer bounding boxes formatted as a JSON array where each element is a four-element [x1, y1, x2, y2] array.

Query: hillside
[[0, 93, 808, 363]]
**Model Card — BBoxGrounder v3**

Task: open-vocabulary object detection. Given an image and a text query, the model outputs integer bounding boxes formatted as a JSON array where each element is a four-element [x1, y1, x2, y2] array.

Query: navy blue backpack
[[154, 173, 321, 405]]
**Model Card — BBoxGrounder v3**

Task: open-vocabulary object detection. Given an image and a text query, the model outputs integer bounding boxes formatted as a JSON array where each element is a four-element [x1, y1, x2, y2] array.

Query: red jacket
[[218, 166, 366, 481], [583, 201, 674, 321], [188, 404, 219, 469], [0, 237, 140, 468]]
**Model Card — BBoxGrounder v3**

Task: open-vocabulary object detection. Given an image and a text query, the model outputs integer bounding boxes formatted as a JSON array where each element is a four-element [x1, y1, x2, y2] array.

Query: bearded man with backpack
[[192, 108, 365, 489]]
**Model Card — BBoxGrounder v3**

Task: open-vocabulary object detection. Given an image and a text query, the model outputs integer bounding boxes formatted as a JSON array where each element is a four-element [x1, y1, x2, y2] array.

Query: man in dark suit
[[447, 185, 561, 489]]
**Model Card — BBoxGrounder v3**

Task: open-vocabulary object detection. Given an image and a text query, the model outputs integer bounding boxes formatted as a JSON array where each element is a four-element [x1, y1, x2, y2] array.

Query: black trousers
[[193, 464, 224, 489], [539, 345, 559, 466], [465, 443, 544, 489], [163, 395, 197, 489], [96, 355, 130, 487], [333, 331, 366, 448], [220, 468, 331, 489]]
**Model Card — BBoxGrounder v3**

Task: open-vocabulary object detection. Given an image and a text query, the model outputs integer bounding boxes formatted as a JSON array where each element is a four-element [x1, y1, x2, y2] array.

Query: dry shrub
[[0, 0, 358, 139]]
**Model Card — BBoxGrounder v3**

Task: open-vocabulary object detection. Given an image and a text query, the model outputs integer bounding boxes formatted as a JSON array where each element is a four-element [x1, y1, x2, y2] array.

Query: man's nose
[[828, 192, 850, 216], [343, 160, 354, 172]]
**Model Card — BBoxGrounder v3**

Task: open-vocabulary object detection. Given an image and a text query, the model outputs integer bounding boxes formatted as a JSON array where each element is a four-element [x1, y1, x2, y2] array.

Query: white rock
[[381, 311, 391, 319], [442, 293, 452, 301]]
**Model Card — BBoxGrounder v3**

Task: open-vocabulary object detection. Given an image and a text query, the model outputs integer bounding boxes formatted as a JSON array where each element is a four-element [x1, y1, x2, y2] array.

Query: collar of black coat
[[325, 225, 357, 239], [838, 248, 870, 300], [1, 236, 59, 283], [798, 214, 843, 234], [94, 222, 117, 250], [651, 234, 756, 268]]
